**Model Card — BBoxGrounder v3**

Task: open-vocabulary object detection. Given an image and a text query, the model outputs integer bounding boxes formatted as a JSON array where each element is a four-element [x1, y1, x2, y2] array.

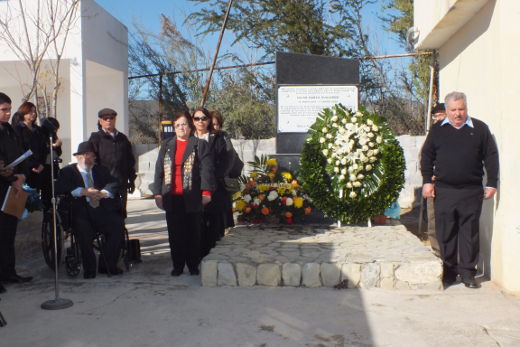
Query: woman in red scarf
[[151, 110, 215, 276]]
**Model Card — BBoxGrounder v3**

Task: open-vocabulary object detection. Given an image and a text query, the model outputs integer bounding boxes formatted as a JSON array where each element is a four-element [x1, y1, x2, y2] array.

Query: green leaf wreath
[[300, 104, 405, 224]]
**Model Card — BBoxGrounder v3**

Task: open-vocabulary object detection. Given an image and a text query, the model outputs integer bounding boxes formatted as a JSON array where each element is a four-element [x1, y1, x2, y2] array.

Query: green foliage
[[206, 68, 276, 139], [300, 104, 405, 224], [187, 0, 355, 58]]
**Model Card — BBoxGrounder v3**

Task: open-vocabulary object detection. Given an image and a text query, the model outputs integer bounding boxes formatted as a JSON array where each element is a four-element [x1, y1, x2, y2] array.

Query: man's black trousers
[[0, 212, 18, 279], [434, 185, 484, 280]]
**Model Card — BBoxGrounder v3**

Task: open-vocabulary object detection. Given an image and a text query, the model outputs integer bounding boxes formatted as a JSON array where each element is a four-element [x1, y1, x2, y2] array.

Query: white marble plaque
[[277, 85, 358, 133]]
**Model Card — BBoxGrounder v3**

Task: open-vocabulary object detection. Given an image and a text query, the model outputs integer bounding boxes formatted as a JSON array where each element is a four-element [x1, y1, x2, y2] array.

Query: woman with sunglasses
[[192, 107, 235, 256], [151, 110, 215, 276]]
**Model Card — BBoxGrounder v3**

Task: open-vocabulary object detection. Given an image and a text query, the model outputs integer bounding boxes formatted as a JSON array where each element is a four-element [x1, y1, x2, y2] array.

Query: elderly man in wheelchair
[[55, 141, 124, 279]]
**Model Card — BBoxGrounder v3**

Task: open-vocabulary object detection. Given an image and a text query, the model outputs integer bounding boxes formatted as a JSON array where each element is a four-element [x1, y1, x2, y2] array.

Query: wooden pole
[[200, 0, 234, 107]]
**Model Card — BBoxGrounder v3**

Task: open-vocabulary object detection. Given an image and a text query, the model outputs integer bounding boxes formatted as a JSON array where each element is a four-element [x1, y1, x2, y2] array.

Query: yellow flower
[[294, 197, 304, 208], [281, 172, 292, 181], [267, 172, 275, 181], [235, 200, 247, 211], [232, 191, 242, 200], [277, 187, 286, 195], [258, 184, 269, 193], [266, 158, 277, 166], [250, 172, 259, 179]]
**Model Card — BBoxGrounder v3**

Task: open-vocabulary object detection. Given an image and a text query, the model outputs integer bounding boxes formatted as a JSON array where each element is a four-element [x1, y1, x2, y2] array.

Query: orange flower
[[271, 167, 277, 173], [245, 207, 252, 214], [285, 211, 293, 218], [258, 194, 266, 201], [246, 180, 256, 187], [304, 207, 312, 215], [291, 179, 299, 187], [261, 207, 270, 215]]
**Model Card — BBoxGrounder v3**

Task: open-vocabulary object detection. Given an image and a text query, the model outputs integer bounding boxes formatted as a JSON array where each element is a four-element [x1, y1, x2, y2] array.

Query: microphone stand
[[41, 135, 73, 310]]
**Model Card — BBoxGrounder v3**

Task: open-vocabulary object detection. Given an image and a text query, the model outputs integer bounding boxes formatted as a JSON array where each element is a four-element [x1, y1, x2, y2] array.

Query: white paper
[[5, 149, 33, 169]]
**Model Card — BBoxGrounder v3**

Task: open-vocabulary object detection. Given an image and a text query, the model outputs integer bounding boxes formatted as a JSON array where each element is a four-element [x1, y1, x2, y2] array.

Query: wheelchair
[[41, 194, 131, 277]]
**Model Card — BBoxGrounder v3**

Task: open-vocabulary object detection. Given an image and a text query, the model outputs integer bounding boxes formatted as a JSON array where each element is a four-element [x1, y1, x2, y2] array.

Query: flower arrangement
[[300, 104, 405, 224], [232, 155, 313, 224]]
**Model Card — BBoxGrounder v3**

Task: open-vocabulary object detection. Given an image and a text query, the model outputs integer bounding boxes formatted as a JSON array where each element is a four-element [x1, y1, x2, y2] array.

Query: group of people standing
[[0, 90, 137, 291], [152, 107, 240, 276]]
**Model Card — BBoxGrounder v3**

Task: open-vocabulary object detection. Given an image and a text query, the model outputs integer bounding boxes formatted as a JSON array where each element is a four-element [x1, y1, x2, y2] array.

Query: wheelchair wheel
[[41, 213, 64, 270], [65, 242, 81, 277]]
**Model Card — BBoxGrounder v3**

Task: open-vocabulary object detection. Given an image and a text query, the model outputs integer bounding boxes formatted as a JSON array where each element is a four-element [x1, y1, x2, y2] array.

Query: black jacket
[[13, 122, 47, 170], [0, 122, 28, 200], [88, 130, 136, 189], [56, 163, 122, 214], [151, 136, 215, 213]]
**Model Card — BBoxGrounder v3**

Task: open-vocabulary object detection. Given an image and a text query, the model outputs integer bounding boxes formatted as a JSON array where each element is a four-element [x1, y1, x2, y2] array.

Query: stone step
[[201, 224, 442, 289]]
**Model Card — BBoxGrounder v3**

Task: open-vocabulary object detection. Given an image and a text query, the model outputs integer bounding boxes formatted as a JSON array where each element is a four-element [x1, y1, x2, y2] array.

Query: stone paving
[[201, 224, 443, 289]]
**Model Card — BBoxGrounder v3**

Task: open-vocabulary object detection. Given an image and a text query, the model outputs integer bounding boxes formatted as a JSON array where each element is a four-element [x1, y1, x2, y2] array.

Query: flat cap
[[98, 108, 117, 118]]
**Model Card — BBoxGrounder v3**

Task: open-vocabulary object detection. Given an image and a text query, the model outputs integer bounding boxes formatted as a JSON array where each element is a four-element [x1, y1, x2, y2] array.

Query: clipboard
[[1, 186, 28, 218]]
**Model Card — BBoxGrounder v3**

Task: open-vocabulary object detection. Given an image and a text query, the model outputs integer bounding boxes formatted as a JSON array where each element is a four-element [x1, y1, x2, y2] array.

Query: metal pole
[[200, 0, 234, 107], [41, 136, 73, 310]]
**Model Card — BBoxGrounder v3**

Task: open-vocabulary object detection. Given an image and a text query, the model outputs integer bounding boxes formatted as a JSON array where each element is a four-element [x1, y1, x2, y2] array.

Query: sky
[[95, 0, 407, 67]]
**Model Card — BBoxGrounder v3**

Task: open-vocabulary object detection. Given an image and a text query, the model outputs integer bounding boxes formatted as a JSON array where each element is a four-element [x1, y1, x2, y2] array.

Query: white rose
[[346, 182, 353, 188], [357, 174, 364, 180], [355, 111, 363, 117], [368, 132, 374, 138], [253, 198, 261, 205], [359, 138, 367, 146], [370, 156, 377, 163], [331, 115, 338, 122], [327, 158, 333, 164], [244, 194, 252, 203], [367, 150, 374, 157], [339, 127, 346, 134], [339, 174, 345, 181], [353, 181, 362, 187], [372, 125, 379, 131], [349, 191, 357, 198], [376, 136, 382, 144], [267, 190, 278, 201], [348, 166, 355, 173], [365, 164, 373, 171], [341, 118, 347, 124], [351, 117, 357, 123], [368, 142, 375, 148], [319, 137, 326, 143], [323, 127, 328, 133], [341, 158, 347, 165], [334, 167, 340, 173], [326, 133, 332, 139], [322, 149, 328, 156], [352, 163, 359, 170], [328, 143, 333, 148], [341, 168, 347, 175], [335, 160, 340, 165], [362, 145, 369, 151], [367, 119, 373, 126], [286, 197, 293, 206], [349, 174, 357, 181], [362, 157, 369, 163], [373, 149, 380, 155]]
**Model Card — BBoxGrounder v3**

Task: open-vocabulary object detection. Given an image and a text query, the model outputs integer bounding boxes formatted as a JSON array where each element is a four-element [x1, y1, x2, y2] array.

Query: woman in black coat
[[151, 110, 215, 276], [12, 102, 46, 190], [192, 107, 235, 256]]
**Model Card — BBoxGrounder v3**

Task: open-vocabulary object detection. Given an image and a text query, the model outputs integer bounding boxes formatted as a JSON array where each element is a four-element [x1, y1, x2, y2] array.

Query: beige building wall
[[415, 0, 520, 293]]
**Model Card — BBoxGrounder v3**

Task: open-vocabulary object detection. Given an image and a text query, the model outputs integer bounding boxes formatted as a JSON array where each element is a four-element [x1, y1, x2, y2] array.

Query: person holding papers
[[0, 92, 32, 293]]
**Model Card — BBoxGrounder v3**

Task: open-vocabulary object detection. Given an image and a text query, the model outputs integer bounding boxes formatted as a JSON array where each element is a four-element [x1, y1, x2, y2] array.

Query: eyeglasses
[[101, 116, 116, 121], [175, 123, 189, 128], [193, 116, 208, 122]]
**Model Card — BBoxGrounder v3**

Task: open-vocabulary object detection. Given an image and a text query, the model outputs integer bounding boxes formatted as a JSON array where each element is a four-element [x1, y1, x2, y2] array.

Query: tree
[[187, 0, 355, 59], [382, 0, 433, 106], [0, 0, 80, 119]]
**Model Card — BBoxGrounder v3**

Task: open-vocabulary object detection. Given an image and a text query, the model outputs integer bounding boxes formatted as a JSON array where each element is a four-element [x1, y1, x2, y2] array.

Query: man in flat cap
[[89, 108, 136, 219], [56, 141, 124, 278]]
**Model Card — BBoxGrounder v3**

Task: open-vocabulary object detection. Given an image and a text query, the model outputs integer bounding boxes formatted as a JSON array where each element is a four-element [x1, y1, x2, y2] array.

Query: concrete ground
[[1, 198, 520, 347]]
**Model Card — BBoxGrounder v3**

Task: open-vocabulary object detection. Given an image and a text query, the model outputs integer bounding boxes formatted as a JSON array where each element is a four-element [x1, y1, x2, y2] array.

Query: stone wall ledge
[[201, 224, 442, 289]]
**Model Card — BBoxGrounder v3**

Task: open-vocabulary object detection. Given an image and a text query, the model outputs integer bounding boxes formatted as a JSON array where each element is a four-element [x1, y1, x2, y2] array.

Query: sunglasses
[[101, 116, 116, 121], [193, 116, 208, 122]]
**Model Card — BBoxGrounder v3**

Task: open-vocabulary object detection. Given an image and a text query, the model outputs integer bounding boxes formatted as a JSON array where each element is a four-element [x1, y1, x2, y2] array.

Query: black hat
[[73, 141, 95, 156], [432, 103, 445, 114], [98, 108, 117, 118]]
